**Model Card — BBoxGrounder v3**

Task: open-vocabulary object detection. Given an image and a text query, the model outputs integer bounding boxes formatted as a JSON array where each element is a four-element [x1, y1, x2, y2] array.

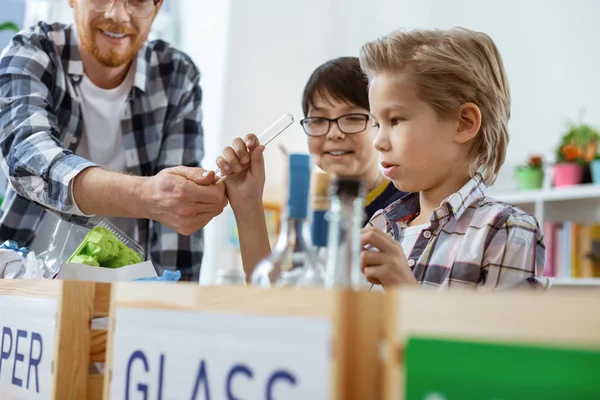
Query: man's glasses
[[92, 0, 160, 19], [300, 113, 370, 137]]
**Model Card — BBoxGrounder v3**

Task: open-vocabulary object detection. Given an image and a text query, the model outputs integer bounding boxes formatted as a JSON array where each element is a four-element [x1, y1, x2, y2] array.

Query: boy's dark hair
[[301, 57, 369, 117]]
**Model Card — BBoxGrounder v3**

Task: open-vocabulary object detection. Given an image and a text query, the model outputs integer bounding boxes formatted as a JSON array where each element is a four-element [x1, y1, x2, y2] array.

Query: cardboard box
[[56, 261, 157, 282]]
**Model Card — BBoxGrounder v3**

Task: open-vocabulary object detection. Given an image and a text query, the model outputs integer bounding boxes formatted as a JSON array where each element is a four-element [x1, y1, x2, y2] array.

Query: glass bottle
[[251, 154, 323, 287], [324, 177, 366, 289]]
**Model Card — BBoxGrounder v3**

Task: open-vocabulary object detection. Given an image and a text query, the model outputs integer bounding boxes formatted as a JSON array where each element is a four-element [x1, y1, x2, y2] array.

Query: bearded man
[[0, 0, 227, 281]]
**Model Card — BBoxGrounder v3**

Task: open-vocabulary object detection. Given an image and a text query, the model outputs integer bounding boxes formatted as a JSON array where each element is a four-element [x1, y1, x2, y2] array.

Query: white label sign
[[110, 308, 331, 400], [0, 295, 58, 399]]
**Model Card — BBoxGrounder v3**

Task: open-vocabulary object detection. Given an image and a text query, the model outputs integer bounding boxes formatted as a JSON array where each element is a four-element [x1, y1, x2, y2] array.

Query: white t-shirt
[[398, 223, 429, 257], [30, 67, 137, 254], [76, 68, 132, 172]]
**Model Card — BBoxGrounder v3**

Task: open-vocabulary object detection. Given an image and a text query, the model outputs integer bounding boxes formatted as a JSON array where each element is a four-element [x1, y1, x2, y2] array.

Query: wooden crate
[[0, 280, 110, 400], [102, 283, 385, 400], [383, 288, 600, 400]]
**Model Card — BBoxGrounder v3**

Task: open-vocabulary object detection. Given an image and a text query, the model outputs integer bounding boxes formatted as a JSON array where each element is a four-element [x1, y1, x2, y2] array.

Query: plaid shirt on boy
[[370, 173, 548, 289], [0, 22, 205, 280]]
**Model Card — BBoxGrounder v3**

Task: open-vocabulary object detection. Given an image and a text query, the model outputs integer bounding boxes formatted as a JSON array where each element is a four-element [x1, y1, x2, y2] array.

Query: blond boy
[[358, 28, 547, 289]]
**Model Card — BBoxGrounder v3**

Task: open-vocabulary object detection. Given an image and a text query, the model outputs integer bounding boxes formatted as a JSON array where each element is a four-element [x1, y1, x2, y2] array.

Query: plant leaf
[[0, 22, 20, 33]]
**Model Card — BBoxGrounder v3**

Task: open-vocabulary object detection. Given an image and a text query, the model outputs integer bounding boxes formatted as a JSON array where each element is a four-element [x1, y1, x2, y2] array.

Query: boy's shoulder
[[471, 195, 541, 231]]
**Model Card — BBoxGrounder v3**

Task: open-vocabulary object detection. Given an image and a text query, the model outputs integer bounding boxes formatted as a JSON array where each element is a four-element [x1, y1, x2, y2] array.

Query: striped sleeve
[[481, 212, 548, 289], [0, 38, 96, 215]]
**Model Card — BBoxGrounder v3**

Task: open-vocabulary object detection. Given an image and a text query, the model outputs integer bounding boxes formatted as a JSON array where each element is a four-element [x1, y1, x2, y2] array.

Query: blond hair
[[359, 27, 510, 185]]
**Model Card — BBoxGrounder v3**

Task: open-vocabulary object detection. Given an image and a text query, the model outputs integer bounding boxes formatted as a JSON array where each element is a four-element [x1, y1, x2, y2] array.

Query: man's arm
[[0, 38, 225, 237], [0, 41, 97, 215], [72, 166, 224, 235]]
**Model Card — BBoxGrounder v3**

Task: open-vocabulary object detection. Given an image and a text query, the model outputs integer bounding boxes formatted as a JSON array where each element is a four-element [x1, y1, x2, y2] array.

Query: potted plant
[[554, 123, 599, 187], [591, 153, 600, 184], [515, 155, 544, 190]]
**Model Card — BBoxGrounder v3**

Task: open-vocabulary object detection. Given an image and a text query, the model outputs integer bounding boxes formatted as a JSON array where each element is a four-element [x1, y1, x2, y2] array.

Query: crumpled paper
[[0, 241, 51, 279]]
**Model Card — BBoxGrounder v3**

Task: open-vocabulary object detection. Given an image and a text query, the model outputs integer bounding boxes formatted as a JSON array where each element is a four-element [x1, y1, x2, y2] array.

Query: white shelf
[[487, 184, 600, 204], [551, 278, 600, 287]]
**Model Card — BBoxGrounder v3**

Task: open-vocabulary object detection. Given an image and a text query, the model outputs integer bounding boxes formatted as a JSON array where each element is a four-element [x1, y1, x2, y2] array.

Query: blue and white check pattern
[[0, 22, 205, 280]]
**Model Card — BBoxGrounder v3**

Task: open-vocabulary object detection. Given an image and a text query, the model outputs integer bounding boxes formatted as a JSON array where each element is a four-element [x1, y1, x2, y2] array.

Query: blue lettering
[[27, 332, 43, 393], [226, 364, 253, 400], [266, 370, 297, 400], [190, 359, 211, 400], [158, 354, 164, 400], [12, 329, 27, 387], [125, 350, 149, 400], [0, 327, 12, 377]]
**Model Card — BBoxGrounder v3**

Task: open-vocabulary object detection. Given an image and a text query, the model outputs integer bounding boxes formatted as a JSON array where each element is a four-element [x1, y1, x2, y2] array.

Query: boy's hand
[[216, 134, 266, 213], [360, 227, 418, 288]]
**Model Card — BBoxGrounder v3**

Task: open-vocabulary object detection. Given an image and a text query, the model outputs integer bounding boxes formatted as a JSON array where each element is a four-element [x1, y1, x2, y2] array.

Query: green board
[[405, 337, 600, 400]]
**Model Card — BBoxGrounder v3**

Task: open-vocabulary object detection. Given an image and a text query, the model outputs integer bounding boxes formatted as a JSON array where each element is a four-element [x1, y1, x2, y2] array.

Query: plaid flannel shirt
[[0, 22, 205, 280], [369, 173, 548, 289]]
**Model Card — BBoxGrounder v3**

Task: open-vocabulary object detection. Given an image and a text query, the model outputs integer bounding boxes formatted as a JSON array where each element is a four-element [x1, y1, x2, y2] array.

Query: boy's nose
[[326, 122, 345, 140], [373, 129, 390, 152]]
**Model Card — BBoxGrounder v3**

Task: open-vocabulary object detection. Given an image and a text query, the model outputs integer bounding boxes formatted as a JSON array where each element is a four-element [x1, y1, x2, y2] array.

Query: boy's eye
[[391, 118, 404, 126], [310, 118, 327, 125]]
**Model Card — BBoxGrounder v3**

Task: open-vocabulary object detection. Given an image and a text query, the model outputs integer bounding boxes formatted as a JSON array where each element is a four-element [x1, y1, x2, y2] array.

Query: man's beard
[[76, 17, 145, 68]]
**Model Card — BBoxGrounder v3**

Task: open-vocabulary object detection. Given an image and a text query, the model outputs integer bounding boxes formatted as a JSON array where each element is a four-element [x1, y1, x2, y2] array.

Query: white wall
[[177, 0, 600, 279], [177, 0, 232, 284], [326, 0, 600, 189], [430, 0, 600, 188], [179, 0, 335, 282], [220, 0, 334, 195]]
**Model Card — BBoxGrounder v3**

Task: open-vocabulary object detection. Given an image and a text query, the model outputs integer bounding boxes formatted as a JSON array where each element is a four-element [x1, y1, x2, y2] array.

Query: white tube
[[215, 113, 295, 183]]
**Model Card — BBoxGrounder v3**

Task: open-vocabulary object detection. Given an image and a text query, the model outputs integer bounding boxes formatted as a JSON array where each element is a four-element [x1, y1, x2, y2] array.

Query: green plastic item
[[69, 254, 99, 267], [405, 337, 600, 400], [68, 226, 143, 269]]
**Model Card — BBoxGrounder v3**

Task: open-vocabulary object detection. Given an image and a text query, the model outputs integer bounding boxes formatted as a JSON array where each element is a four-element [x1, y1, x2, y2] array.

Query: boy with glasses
[[215, 57, 406, 276], [0, 0, 227, 281], [299, 57, 406, 222]]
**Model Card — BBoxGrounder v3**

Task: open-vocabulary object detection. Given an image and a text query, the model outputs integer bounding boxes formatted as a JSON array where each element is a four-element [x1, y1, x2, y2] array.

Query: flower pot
[[515, 167, 543, 190], [553, 163, 584, 187], [591, 160, 600, 184]]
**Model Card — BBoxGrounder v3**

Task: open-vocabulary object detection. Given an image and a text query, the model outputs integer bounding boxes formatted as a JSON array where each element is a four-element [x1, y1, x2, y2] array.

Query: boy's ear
[[454, 102, 482, 144]]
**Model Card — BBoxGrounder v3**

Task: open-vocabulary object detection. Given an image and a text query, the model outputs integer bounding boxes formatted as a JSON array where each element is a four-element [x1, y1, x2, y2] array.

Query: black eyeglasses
[[300, 113, 370, 137], [92, 0, 160, 18]]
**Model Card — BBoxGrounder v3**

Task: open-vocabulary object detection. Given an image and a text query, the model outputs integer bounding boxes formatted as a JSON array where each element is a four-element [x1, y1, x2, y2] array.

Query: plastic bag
[[40, 217, 144, 274]]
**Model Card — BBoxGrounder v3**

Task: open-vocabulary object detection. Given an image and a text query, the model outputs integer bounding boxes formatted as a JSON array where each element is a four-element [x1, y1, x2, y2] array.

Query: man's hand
[[139, 166, 228, 235], [360, 227, 418, 288], [73, 166, 227, 236]]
